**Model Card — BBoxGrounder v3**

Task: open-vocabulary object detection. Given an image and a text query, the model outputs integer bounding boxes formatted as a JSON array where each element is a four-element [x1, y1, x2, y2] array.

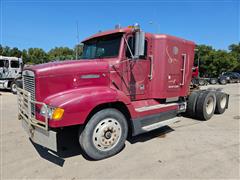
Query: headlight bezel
[[40, 105, 64, 120]]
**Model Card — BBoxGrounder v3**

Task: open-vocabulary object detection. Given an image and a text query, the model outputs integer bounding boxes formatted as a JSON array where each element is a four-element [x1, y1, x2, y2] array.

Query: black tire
[[219, 78, 227, 85], [79, 108, 128, 160], [196, 91, 216, 120], [15, 79, 23, 89], [215, 92, 228, 114], [210, 78, 217, 85], [186, 91, 200, 118], [10, 81, 17, 94]]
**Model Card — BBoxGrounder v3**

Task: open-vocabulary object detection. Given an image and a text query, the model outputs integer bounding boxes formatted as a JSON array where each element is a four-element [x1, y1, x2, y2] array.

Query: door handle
[[148, 55, 153, 80], [180, 54, 187, 86]]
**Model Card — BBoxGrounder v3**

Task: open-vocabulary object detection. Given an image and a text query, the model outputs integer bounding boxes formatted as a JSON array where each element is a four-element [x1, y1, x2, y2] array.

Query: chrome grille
[[23, 71, 35, 116]]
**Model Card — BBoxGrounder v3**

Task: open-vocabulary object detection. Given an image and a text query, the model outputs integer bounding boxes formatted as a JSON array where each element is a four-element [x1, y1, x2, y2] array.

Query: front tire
[[79, 108, 128, 160], [10, 82, 17, 94]]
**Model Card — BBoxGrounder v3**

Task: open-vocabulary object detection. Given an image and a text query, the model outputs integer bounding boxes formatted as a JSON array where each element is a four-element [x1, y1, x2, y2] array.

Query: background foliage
[[0, 44, 83, 64], [0, 43, 239, 77], [194, 43, 240, 77]]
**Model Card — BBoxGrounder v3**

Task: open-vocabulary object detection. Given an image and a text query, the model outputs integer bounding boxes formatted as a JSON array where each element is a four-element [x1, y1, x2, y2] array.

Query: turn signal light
[[52, 108, 64, 120]]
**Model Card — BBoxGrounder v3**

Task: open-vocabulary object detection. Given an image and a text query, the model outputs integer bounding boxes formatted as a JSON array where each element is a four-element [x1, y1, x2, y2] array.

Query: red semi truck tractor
[[17, 25, 229, 160]]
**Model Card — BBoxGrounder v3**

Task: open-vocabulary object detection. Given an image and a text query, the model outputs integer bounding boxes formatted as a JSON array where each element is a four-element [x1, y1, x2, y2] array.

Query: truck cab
[[0, 56, 23, 93], [17, 25, 229, 160]]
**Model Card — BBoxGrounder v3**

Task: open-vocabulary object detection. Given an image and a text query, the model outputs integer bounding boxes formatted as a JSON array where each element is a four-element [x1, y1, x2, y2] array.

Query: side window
[[126, 37, 135, 58], [0, 60, 9, 68], [125, 37, 148, 59]]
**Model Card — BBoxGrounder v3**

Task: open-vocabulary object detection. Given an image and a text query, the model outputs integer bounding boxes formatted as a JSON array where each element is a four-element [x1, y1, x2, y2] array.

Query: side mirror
[[134, 31, 145, 58]]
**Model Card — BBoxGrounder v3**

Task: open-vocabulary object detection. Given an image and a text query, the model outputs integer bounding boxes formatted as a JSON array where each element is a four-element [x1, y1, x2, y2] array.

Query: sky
[[1, 0, 239, 51]]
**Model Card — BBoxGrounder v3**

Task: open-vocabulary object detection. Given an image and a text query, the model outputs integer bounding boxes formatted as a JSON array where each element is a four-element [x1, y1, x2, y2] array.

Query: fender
[[43, 86, 132, 128]]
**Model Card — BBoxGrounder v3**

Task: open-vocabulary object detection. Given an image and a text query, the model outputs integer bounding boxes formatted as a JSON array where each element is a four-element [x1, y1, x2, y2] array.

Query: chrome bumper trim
[[17, 87, 58, 151]]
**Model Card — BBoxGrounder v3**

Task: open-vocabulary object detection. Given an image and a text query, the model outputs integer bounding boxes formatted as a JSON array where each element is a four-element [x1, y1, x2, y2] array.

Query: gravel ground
[[0, 84, 239, 179]]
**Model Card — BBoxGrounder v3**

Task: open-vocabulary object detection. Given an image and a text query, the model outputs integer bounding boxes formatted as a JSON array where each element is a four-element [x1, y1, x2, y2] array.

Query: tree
[[0, 46, 11, 56], [195, 44, 239, 77], [9, 47, 22, 58], [74, 43, 84, 59], [195, 45, 215, 77], [229, 43, 240, 60], [48, 47, 74, 61], [229, 43, 240, 71], [22, 49, 30, 64], [28, 48, 49, 64]]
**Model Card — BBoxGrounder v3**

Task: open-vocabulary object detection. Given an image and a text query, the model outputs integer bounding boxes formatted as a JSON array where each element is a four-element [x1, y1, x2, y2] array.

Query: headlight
[[40, 105, 64, 120]]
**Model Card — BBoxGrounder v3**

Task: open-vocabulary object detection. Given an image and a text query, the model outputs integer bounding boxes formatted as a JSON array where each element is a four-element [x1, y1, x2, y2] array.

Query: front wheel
[[10, 82, 17, 94], [79, 108, 128, 160]]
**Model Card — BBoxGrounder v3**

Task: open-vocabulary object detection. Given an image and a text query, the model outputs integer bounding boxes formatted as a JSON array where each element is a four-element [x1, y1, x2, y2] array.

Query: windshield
[[81, 33, 122, 59]]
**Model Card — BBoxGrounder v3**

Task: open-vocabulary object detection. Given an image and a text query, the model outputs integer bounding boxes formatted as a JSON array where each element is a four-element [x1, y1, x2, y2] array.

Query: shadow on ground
[[31, 125, 174, 166], [0, 89, 12, 94]]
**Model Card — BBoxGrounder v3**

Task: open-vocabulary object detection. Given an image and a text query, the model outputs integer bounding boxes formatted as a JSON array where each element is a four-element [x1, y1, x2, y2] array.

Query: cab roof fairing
[[81, 27, 133, 43]]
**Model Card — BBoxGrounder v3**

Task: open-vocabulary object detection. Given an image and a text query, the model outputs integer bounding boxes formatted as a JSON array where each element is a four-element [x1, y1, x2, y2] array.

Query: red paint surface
[[192, 66, 199, 78], [25, 27, 195, 128]]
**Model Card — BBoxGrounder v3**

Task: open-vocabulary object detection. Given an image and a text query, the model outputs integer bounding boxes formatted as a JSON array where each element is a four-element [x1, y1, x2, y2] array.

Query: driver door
[[122, 36, 150, 100]]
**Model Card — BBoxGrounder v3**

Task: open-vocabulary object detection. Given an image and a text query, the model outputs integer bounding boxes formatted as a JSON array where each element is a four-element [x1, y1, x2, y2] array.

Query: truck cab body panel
[[19, 27, 195, 132]]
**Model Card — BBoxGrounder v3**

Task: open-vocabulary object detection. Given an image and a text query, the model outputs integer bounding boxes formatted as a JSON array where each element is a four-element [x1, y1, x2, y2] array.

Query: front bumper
[[17, 88, 57, 151], [0, 80, 9, 89]]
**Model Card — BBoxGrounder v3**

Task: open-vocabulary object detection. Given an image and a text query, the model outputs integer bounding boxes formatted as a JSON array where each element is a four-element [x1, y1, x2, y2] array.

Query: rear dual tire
[[196, 91, 216, 120], [215, 92, 228, 114], [186, 90, 228, 120], [186, 91, 199, 118]]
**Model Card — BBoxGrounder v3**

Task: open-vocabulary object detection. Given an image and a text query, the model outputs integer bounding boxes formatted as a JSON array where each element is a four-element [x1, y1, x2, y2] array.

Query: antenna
[[76, 21, 80, 60]]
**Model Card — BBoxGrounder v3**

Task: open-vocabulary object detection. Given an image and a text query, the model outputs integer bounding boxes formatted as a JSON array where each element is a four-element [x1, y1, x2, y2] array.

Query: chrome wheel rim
[[92, 118, 122, 151], [206, 97, 214, 115], [220, 96, 227, 109]]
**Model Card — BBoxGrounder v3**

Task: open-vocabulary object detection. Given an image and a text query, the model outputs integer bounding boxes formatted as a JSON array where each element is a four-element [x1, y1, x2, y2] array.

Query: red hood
[[25, 59, 109, 77]]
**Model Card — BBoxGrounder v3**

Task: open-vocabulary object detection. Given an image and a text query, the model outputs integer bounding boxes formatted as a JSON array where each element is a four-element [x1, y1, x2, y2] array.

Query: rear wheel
[[186, 91, 200, 118], [215, 92, 228, 114], [79, 108, 128, 160], [196, 91, 216, 120]]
